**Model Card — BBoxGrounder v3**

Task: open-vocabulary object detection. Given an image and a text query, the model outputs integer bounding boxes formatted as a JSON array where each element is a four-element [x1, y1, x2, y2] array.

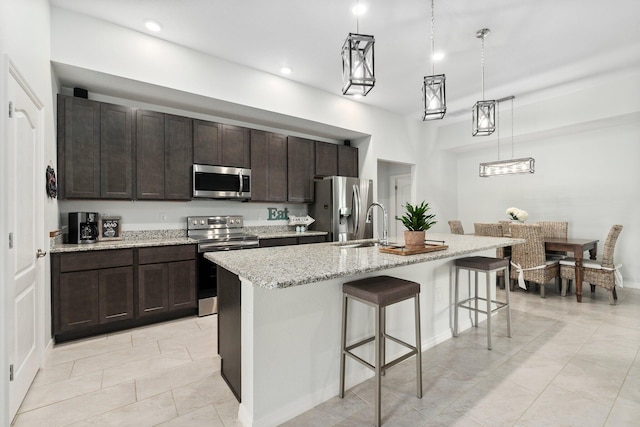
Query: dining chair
[[560, 224, 623, 305], [509, 223, 560, 298], [474, 223, 508, 289], [537, 221, 569, 260], [498, 221, 512, 237], [448, 220, 464, 235]]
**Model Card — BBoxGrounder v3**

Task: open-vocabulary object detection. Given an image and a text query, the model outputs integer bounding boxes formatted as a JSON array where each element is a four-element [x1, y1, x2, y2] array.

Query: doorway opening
[[376, 160, 414, 241]]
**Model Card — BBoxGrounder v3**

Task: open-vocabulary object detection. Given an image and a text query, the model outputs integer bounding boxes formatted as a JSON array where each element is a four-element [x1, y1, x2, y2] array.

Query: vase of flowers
[[506, 207, 528, 223], [399, 201, 437, 248]]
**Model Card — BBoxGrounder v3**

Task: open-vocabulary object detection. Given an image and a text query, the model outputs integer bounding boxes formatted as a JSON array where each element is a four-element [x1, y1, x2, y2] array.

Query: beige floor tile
[[69, 390, 177, 427], [211, 394, 241, 426], [171, 372, 235, 416], [552, 357, 628, 405], [30, 360, 73, 386], [45, 335, 133, 367], [18, 370, 103, 413], [12, 381, 136, 427], [71, 340, 160, 377], [156, 403, 225, 427], [517, 383, 610, 427], [492, 352, 566, 393], [135, 356, 221, 401], [605, 396, 640, 427], [130, 318, 203, 346], [101, 347, 192, 388]]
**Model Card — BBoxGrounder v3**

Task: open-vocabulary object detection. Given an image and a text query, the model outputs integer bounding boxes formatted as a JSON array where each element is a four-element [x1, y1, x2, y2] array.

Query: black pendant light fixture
[[341, 0, 375, 96], [422, 0, 446, 120], [472, 28, 496, 136]]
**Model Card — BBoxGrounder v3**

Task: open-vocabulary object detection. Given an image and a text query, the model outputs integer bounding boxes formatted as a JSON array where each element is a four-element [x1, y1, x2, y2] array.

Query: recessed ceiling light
[[432, 52, 445, 61], [144, 20, 162, 32], [280, 66, 292, 75], [352, 4, 367, 15]]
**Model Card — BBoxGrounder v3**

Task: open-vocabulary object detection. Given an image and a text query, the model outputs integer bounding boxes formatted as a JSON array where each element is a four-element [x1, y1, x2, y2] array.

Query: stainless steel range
[[188, 215, 259, 316]]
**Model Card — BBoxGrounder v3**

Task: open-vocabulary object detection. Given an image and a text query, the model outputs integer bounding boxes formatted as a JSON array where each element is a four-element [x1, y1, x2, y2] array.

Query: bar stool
[[339, 275, 422, 427], [453, 256, 511, 350]]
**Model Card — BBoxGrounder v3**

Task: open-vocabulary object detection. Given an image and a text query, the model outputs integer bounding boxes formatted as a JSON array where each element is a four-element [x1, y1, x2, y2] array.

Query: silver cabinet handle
[[36, 249, 47, 258]]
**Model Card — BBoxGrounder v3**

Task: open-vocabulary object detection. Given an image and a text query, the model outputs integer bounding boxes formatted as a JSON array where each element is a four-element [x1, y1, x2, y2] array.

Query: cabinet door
[[193, 119, 222, 165], [168, 260, 196, 310], [250, 130, 287, 202], [136, 110, 165, 199], [57, 95, 101, 199], [101, 103, 133, 199], [58, 270, 100, 332], [99, 266, 134, 324], [165, 114, 193, 200], [138, 263, 169, 316], [315, 141, 338, 177], [259, 237, 298, 248], [221, 124, 250, 168], [287, 136, 315, 202], [218, 266, 242, 400], [338, 145, 359, 177]]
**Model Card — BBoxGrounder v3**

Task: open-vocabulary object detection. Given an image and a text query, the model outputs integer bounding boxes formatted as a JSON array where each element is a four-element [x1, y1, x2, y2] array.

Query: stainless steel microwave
[[192, 164, 251, 200]]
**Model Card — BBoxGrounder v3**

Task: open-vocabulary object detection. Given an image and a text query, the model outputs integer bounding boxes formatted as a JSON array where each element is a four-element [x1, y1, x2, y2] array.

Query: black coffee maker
[[68, 212, 99, 244]]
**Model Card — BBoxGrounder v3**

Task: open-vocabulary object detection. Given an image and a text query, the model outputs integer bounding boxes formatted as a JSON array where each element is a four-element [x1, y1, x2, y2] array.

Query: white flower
[[506, 207, 528, 222]]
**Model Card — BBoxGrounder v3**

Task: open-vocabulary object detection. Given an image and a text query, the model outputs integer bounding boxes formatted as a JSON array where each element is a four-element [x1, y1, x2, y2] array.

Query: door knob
[[36, 249, 47, 258]]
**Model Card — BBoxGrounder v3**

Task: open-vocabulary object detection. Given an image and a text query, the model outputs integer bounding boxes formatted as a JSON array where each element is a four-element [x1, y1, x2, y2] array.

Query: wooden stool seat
[[339, 275, 422, 426]]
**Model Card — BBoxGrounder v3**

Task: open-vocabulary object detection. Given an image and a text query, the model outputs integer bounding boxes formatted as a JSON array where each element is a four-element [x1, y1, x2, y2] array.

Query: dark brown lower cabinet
[[52, 245, 196, 342], [218, 266, 242, 401]]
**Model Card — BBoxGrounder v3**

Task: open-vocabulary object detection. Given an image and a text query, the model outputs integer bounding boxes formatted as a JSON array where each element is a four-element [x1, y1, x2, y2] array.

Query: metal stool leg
[[453, 266, 459, 337], [474, 271, 479, 328], [374, 304, 382, 427], [414, 295, 423, 399], [485, 270, 492, 350], [381, 307, 386, 376], [339, 294, 348, 398], [505, 266, 511, 338]]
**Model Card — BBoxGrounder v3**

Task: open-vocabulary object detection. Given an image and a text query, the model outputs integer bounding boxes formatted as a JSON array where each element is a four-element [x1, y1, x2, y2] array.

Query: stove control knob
[[200, 219, 206, 225], [192, 219, 198, 225]]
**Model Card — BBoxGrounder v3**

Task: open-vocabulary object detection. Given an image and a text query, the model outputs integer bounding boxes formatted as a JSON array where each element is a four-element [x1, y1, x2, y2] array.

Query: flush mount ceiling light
[[144, 19, 162, 32], [341, 0, 375, 96], [280, 66, 292, 75], [479, 96, 535, 177], [472, 28, 496, 136], [422, 0, 446, 121]]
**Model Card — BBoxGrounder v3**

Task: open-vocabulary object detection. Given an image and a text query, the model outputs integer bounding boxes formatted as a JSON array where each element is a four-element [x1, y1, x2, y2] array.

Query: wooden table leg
[[589, 248, 597, 293], [575, 257, 583, 303]]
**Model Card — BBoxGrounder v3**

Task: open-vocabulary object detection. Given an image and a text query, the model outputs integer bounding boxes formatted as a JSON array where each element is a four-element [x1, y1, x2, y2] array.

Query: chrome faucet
[[366, 202, 388, 246]]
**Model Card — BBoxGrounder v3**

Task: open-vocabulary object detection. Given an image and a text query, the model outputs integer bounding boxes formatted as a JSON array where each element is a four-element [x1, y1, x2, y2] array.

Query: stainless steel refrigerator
[[309, 176, 373, 242]]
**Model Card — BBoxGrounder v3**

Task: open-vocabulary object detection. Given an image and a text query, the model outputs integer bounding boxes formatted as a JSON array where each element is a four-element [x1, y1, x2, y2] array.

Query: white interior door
[[390, 174, 412, 239], [6, 60, 44, 421]]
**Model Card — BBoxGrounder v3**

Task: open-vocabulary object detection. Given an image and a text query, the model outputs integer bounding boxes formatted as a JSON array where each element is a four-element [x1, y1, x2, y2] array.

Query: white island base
[[238, 252, 490, 426]]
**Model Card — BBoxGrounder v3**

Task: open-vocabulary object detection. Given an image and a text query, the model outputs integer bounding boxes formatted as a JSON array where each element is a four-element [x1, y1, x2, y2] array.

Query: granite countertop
[[50, 237, 197, 253], [205, 233, 524, 290]]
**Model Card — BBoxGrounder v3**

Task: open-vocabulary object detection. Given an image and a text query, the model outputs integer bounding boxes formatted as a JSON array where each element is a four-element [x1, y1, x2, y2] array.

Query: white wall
[[1, 0, 56, 423], [438, 75, 640, 288]]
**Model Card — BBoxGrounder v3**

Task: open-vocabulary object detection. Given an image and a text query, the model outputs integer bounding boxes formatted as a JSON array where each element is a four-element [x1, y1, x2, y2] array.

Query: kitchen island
[[205, 233, 522, 427]]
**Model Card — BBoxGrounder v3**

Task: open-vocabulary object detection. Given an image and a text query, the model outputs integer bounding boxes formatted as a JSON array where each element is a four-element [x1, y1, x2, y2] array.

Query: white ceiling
[[50, 0, 640, 120]]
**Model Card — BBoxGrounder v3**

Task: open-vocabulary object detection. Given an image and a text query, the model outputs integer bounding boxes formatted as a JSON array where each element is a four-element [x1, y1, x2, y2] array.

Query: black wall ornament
[[46, 165, 57, 199]]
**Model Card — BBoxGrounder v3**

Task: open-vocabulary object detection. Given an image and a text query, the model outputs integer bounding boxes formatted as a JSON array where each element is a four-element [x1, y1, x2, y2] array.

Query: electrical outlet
[[160, 212, 168, 223]]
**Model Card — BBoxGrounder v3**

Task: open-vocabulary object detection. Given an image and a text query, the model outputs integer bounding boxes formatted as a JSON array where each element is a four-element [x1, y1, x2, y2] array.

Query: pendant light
[[479, 96, 535, 177], [472, 28, 496, 136], [342, 0, 375, 96], [422, 0, 446, 120]]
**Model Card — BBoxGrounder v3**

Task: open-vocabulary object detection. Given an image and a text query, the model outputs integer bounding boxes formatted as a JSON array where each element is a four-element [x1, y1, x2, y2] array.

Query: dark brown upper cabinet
[[221, 124, 251, 168], [193, 121, 250, 168], [57, 95, 134, 200], [338, 145, 359, 177], [136, 111, 192, 200], [315, 141, 338, 177], [193, 119, 222, 165], [250, 130, 287, 202], [287, 136, 315, 203]]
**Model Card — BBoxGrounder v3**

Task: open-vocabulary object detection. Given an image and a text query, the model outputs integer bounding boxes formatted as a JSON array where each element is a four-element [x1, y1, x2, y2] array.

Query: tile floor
[[12, 286, 640, 427]]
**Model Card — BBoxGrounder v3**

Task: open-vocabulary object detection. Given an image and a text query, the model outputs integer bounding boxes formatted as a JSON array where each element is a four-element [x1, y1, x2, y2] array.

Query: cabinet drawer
[[298, 235, 326, 244], [59, 249, 133, 272], [138, 245, 196, 264], [259, 237, 298, 248]]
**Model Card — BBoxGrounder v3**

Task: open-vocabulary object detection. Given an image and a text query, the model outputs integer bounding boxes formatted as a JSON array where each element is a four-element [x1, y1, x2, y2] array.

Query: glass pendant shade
[[342, 33, 375, 96], [472, 100, 496, 136], [422, 74, 446, 120], [479, 157, 535, 177]]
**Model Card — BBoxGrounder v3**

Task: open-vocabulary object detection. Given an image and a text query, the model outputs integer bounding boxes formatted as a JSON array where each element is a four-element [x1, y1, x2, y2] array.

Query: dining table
[[544, 237, 598, 302]]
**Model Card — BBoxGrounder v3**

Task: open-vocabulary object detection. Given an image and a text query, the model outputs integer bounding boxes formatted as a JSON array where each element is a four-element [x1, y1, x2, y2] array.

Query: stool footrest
[[457, 297, 508, 315], [344, 333, 419, 373]]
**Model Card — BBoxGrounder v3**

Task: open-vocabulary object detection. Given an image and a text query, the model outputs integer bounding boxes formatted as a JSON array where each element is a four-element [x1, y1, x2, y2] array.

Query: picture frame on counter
[[99, 215, 122, 241]]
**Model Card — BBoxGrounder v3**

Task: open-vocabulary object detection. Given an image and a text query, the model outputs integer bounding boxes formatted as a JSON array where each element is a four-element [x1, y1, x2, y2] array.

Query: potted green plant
[[399, 201, 437, 248]]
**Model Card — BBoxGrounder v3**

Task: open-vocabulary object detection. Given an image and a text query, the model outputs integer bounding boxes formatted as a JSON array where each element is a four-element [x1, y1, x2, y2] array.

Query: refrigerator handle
[[352, 184, 361, 237]]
